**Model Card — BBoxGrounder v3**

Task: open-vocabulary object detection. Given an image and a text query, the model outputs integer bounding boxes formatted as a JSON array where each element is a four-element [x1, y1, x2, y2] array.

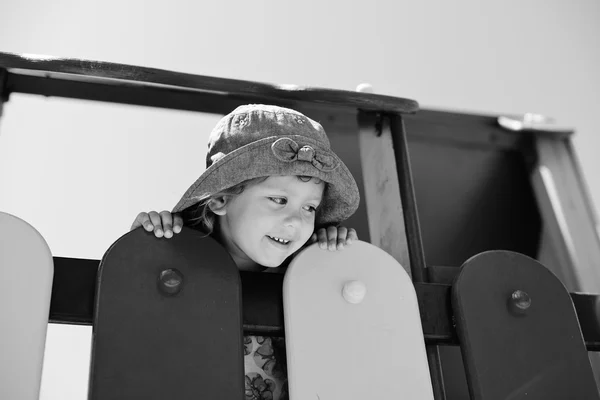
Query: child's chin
[[255, 255, 285, 268], [259, 259, 284, 268], [262, 265, 282, 270]]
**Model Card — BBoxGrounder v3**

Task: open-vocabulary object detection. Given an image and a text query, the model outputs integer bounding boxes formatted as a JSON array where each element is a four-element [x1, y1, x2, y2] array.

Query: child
[[130, 104, 360, 400]]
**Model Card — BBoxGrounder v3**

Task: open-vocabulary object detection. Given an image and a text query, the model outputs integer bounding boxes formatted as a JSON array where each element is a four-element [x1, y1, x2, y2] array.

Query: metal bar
[[390, 114, 446, 399], [427, 265, 459, 285], [388, 114, 427, 282]]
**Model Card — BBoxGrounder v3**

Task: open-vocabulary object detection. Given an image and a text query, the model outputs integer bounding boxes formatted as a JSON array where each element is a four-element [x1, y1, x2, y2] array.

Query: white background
[[1, 1, 599, 398]]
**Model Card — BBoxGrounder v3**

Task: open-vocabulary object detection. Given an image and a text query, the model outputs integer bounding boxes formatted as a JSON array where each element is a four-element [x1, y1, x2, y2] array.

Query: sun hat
[[172, 104, 360, 226]]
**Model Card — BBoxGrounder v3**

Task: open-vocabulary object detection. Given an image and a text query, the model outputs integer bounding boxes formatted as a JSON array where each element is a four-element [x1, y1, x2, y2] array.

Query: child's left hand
[[310, 226, 358, 251]]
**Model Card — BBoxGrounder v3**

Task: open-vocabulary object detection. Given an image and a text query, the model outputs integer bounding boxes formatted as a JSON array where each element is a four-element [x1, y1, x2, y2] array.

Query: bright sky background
[[1, 0, 599, 398]]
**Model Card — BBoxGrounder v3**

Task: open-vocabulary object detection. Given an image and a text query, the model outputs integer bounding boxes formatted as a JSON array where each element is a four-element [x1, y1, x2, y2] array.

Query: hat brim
[[172, 135, 359, 226]]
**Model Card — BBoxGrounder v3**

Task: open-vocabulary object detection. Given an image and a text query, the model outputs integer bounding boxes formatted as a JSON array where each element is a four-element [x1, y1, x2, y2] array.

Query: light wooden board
[[0, 212, 53, 400], [283, 240, 433, 399]]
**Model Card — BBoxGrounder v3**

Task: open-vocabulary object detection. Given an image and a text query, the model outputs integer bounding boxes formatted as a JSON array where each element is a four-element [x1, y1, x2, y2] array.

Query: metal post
[[389, 114, 426, 282], [389, 113, 447, 400]]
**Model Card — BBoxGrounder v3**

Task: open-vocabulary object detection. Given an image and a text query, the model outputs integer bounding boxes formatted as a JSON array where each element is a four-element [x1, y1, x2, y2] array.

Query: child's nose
[[283, 211, 302, 229]]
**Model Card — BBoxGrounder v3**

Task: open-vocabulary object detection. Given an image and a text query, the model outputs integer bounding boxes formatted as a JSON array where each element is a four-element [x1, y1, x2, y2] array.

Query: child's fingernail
[[156, 229, 163, 236], [320, 242, 327, 249], [164, 230, 172, 238], [347, 239, 353, 245], [339, 243, 344, 250], [174, 226, 181, 233], [145, 224, 153, 231]]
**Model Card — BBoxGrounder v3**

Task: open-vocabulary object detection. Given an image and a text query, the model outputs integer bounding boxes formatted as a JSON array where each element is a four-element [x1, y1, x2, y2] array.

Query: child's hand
[[130, 211, 183, 239], [310, 226, 358, 251]]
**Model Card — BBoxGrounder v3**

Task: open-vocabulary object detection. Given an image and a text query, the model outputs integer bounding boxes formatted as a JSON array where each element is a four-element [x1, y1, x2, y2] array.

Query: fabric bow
[[271, 138, 338, 172]]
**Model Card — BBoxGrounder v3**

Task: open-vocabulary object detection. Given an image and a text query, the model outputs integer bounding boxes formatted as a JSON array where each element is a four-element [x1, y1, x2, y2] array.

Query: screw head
[[508, 290, 531, 316], [342, 280, 367, 304], [158, 268, 183, 296]]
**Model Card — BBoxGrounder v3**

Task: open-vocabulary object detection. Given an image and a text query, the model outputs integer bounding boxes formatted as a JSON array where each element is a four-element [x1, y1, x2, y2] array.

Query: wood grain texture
[[358, 111, 411, 275], [0, 52, 418, 114]]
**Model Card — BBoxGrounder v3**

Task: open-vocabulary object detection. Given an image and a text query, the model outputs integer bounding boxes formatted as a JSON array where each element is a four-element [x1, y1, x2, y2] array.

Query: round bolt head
[[342, 280, 367, 304], [508, 290, 531, 316], [158, 268, 183, 296]]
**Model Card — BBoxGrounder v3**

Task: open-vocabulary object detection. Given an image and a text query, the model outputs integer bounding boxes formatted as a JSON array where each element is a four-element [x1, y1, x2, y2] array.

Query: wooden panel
[[0, 52, 418, 114], [453, 250, 600, 400], [284, 241, 434, 399], [533, 137, 600, 292], [531, 136, 600, 386], [7, 73, 250, 115], [48, 256, 600, 350], [89, 228, 244, 399], [0, 212, 53, 400], [404, 110, 570, 149], [408, 139, 541, 267], [357, 111, 411, 274]]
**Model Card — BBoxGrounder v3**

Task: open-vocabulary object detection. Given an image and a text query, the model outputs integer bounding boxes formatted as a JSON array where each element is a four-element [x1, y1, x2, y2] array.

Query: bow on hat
[[271, 138, 338, 172]]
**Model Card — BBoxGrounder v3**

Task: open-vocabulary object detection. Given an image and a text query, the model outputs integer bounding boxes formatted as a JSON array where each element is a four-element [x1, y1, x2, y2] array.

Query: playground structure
[[2, 51, 600, 399]]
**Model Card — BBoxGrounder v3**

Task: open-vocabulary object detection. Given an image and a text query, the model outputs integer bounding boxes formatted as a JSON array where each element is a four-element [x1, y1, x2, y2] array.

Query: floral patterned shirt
[[244, 335, 288, 400]]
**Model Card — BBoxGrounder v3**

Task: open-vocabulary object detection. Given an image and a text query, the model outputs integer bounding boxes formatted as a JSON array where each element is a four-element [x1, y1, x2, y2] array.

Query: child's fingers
[[130, 213, 144, 231], [347, 228, 358, 245], [336, 226, 348, 250], [309, 232, 317, 243], [131, 212, 151, 232], [148, 211, 164, 237], [326, 226, 337, 251], [173, 213, 184, 233], [160, 211, 174, 238], [316, 228, 328, 249]]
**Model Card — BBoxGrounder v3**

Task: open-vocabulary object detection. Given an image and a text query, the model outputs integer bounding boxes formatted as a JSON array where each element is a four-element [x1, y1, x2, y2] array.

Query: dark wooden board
[[88, 228, 244, 399], [0, 52, 418, 114], [452, 250, 599, 400]]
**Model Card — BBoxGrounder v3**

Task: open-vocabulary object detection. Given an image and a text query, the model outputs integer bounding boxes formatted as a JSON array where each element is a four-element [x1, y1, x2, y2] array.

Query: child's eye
[[268, 197, 287, 205], [303, 205, 317, 213]]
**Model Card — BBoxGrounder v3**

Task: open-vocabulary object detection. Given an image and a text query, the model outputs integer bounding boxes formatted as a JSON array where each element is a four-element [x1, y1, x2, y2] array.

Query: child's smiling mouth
[[267, 235, 291, 246]]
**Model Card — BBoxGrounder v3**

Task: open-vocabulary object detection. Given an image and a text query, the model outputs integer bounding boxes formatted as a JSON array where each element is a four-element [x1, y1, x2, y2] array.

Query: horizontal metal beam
[[49, 258, 600, 350]]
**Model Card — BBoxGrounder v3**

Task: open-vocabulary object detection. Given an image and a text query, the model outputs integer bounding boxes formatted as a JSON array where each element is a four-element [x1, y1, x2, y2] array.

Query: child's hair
[[184, 175, 324, 236]]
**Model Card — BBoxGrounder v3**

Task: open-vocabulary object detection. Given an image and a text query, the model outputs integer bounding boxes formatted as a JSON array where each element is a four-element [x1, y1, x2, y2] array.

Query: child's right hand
[[130, 211, 183, 238]]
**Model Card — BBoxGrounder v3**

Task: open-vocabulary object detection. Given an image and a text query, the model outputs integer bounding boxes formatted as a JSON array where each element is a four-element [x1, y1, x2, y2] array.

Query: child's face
[[215, 175, 325, 270]]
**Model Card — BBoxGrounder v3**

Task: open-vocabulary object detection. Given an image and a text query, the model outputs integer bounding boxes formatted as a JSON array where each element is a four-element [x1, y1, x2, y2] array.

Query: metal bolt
[[508, 290, 531, 316], [158, 268, 183, 296]]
